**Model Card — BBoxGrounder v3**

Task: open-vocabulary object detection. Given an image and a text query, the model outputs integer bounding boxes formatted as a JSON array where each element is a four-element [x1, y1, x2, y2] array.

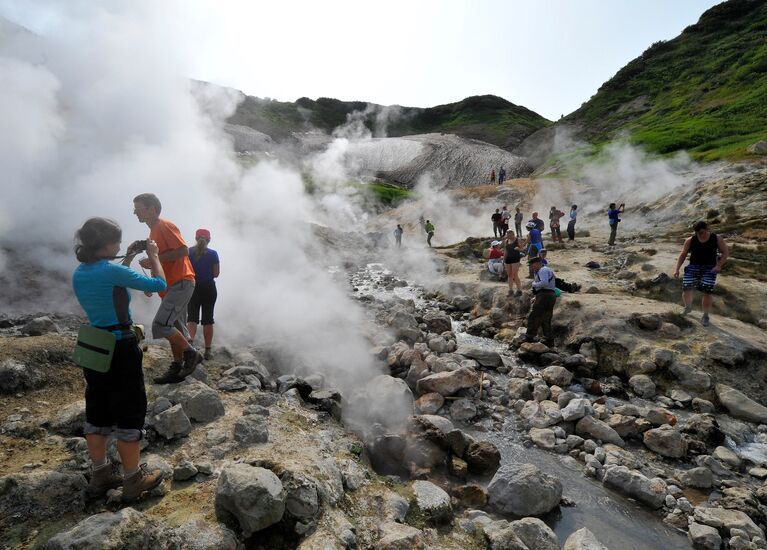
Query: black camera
[[132, 240, 148, 253]]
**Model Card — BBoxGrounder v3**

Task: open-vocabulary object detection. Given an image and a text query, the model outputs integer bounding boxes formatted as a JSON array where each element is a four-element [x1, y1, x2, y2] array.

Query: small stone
[[173, 460, 198, 481]]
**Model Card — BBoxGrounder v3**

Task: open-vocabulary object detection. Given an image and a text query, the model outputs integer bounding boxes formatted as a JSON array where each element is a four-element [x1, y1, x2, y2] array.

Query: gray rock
[[21, 316, 59, 336], [507, 378, 533, 400], [715, 384, 767, 424], [576, 415, 625, 446], [563, 528, 609, 550], [509, 517, 559, 550], [464, 441, 501, 474], [530, 428, 556, 450], [423, 311, 452, 334], [215, 464, 286, 537], [173, 460, 199, 481], [450, 398, 477, 421], [416, 367, 479, 397], [541, 366, 573, 387], [0, 470, 87, 531], [668, 362, 711, 391], [172, 519, 240, 550], [154, 379, 225, 422], [693, 506, 764, 539], [602, 466, 667, 509], [561, 398, 594, 422], [358, 375, 414, 430], [384, 494, 410, 522], [678, 467, 714, 489], [338, 458, 367, 491], [150, 404, 192, 440], [0, 358, 46, 393], [282, 471, 320, 520], [311, 458, 345, 506], [457, 346, 502, 368], [233, 415, 268, 445], [47, 400, 87, 435], [307, 389, 342, 420], [412, 480, 452, 523], [452, 295, 474, 312], [42, 508, 180, 549], [712, 446, 741, 469], [521, 400, 562, 428], [483, 520, 529, 550], [629, 375, 656, 399], [488, 463, 562, 516], [747, 140, 767, 155], [643, 426, 686, 458], [692, 398, 716, 414], [415, 393, 444, 414], [654, 349, 675, 368], [377, 521, 423, 550]]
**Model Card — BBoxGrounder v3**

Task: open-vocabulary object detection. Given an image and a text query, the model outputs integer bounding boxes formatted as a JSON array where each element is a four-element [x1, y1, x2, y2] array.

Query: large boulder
[[456, 346, 502, 368], [0, 358, 46, 393], [422, 311, 453, 334], [172, 519, 240, 550], [416, 367, 479, 397], [509, 517, 559, 550], [563, 528, 609, 550], [561, 398, 594, 422], [41, 508, 180, 549], [693, 506, 765, 539], [233, 415, 269, 445], [482, 520, 529, 550], [359, 375, 414, 430], [281, 471, 320, 520], [215, 464, 286, 537], [150, 403, 192, 440], [488, 463, 562, 516], [541, 366, 573, 387], [687, 521, 721, 550], [464, 440, 501, 474], [21, 316, 59, 336], [602, 466, 667, 509], [154, 379, 225, 422], [628, 375, 656, 399], [643, 425, 687, 458], [0, 470, 87, 531], [715, 384, 767, 424], [377, 521, 424, 550], [668, 362, 711, 391], [411, 480, 452, 523], [576, 415, 625, 446]]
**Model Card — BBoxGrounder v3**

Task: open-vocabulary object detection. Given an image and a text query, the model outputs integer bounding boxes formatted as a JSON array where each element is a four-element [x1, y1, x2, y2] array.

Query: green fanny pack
[[73, 325, 117, 372]]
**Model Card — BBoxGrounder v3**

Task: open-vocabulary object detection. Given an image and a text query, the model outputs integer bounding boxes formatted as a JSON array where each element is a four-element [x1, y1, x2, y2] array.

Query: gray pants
[[608, 223, 618, 246], [152, 280, 194, 339]]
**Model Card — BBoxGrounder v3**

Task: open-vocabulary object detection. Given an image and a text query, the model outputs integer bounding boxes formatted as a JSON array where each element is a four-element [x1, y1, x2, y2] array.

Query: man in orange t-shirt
[[130, 193, 202, 384]]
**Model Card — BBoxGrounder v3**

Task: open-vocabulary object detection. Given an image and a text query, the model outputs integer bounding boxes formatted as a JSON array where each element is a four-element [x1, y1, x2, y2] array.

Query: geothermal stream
[[350, 262, 690, 549]]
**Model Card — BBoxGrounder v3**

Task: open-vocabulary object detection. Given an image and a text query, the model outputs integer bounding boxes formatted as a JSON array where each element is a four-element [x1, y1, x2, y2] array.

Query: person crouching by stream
[[187, 229, 220, 360], [72, 218, 167, 501], [524, 256, 557, 346]]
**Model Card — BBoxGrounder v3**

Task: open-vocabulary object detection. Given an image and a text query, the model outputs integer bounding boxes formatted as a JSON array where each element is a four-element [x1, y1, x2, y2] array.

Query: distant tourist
[[567, 205, 578, 241], [529, 212, 545, 232], [524, 256, 557, 346], [133, 193, 202, 384], [487, 240, 505, 277], [504, 230, 526, 296], [607, 202, 625, 246], [498, 167, 507, 186], [501, 205, 511, 237], [394, 224, 404, 248], [514, 207, 524, 237], [549, 206, 565, 243], [72, 218, 167, 501], [491, 208, 503, 238], [673, 220, 730, 327], [425, 220, 435, 247], [419, 214, 425, 232], [187, 229, 220, 360], [490, 169, 496, 184]]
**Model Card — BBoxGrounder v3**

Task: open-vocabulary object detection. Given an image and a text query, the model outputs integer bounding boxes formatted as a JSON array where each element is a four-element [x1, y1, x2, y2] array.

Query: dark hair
[[609, 203, 616, 209], [693, 220, 708, 232], [74, 218, 122, 263], [133, 193, 162, 214], [571, 205, 577, 209], [528, 256, 542, 265]]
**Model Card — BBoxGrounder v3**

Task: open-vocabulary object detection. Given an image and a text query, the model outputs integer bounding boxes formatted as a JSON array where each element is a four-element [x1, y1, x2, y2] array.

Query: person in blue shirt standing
[[526, 222, 544, 278], [72, 217, 167, 501], [607, 202, 625, 245], [567, 205, 578, 241], [187, 228, 220, 360]]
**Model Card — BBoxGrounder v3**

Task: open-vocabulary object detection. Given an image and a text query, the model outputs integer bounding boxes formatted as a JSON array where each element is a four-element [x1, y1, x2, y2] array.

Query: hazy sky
[[3, 0, 721, 120]]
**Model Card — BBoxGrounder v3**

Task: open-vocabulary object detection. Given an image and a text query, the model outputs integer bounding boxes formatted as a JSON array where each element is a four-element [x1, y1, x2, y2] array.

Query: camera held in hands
[[129, 240, 148, 254]]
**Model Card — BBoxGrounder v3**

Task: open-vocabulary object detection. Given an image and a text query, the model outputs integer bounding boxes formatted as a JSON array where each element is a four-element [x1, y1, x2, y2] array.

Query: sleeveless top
[[505, 239, 522, 263], [689, 233, 718, 265]]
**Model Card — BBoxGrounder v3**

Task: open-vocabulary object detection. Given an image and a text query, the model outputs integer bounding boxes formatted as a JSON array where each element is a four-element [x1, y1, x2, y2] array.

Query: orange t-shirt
[[149, 219, 195, 288]]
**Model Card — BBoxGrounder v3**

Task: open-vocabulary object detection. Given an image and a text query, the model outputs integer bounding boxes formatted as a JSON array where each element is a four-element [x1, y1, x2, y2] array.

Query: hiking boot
[[86, 462, 122, 497], [701, 313, 710, 327], [204, 348, 212, 361], [682, 304, 693, 315], [178, 348, 204, 379], [153, 362, 183, 384], [122, 464, 164, 502], [515, 290, 523, 297]]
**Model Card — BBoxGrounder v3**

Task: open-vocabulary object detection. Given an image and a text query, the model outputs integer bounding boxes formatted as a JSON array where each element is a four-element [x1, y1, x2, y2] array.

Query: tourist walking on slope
[[524, 256, 557, 346], [514, 207, 524, 238], [187, 229, 220, 360], [499, 167, 507, 186], [504, 230, 526, 296], [72, 218, 167, 501], [549, 206, 565, 243], [132, 193, 202, 384], [490, 169, 496, 184], [607, 202, 625, 246], [491, 208, 503, 238], [567, 205, 578, 241], [673, 220, 730, 327], [425, 220, 435, 247], [501, 205, 511, 237], [394, 224, 404, 248]]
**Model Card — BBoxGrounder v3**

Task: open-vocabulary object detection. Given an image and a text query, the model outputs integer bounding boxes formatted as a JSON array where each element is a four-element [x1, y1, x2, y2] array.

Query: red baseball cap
[[195, 228, 211, 240]]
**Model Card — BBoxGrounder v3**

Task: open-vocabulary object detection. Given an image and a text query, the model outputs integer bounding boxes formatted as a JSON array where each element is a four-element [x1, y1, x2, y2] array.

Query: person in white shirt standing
[[524, 256, 557, 345]]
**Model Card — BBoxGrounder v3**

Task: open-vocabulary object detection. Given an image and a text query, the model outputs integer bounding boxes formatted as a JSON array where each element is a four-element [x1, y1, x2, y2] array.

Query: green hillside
[[228, 94, 551, 150], [563, 0, 767, 161]]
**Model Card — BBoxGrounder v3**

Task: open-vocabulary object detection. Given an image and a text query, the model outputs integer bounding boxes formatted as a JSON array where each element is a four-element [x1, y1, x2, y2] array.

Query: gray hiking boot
[[122, 464, 164, 502], [682, 304, 693, 315], [178, 348, 204, 379], [701, 313, 710, 327], [153, 362, 183, 384], [86, 462, 122, 497]]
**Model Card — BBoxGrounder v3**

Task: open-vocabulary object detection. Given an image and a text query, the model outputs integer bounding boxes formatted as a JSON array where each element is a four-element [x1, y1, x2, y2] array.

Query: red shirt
[[489, 248, 504, 259]]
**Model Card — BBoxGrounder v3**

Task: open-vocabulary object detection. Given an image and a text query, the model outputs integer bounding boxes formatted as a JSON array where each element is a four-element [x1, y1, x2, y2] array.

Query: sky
[[2, 0, 722, 120]]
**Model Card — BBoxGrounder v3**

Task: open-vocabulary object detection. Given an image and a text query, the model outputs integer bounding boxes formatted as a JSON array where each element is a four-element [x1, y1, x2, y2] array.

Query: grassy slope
[[563, 0, 767, 161], [228, 94, 551, 150]]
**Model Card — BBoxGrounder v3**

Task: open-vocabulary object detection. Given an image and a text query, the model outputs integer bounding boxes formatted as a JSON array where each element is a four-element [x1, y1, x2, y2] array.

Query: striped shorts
[[682, 264, 717, 294]]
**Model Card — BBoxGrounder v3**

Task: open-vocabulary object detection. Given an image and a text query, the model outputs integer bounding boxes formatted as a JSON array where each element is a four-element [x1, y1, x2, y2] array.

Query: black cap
[[529, 256, 542, 265]]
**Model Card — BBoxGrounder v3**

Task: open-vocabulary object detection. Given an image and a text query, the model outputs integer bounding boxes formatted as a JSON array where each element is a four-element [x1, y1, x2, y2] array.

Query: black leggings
[[187, 281, 217, 325]]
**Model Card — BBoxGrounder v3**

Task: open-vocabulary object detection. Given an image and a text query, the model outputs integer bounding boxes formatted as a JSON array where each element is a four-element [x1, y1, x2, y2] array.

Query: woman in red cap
[[187, 228, 220, 360]]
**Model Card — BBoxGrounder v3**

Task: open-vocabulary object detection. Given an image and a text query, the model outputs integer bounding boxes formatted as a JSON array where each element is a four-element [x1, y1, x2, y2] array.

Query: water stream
[[351, 263, 691, 548]]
